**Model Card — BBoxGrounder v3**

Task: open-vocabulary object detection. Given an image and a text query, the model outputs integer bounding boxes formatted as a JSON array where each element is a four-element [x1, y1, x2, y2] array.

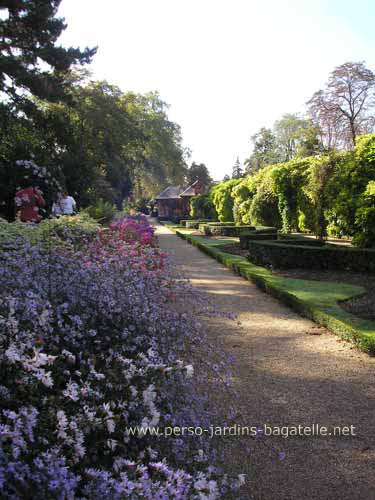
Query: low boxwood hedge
[[252, 226, 278, 234], [277, 233, 325, 247], [239, 233, 277, 249], [203, 225, 255, 237], [185, 219, 217, 229], [205, 222, 236, 226], [170, 215, 190, 224], [247, 240, 375, 272]]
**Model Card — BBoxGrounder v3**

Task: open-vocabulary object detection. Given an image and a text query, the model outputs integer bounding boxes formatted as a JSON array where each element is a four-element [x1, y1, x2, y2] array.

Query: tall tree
[[232, 156, 243, 179], [307, 62, 375, 148], [245, 127, 280, 173], [186, 162, 212, 190], [0, 0, 96, 105], [274, 113, 321, 161]]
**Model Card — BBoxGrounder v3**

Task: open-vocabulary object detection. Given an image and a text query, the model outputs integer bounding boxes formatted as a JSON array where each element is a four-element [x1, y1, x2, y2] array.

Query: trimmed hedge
[[169, 215, 190, 224], [202, 225, 255, 237], [239, 227, 278, 249], [205, 222, 236, 226], [277, 233, 325, 247], [273, 239, 325, 247], [239, 233, 277, 249], [185, 219, 217, 229], [247, 240, 375, 272]]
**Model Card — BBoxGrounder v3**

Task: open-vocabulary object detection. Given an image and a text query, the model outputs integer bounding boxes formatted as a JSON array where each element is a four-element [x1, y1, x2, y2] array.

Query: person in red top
[[15, 186, 46, 223]]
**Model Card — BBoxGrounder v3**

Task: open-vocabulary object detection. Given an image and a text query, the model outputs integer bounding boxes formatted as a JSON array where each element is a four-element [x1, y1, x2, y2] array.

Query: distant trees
[[307, 62, 375, 148], [232, 156, 244, 179], [244, 62, 375, 175], [244, 127, 281, 173], [186, 162, 212, 190]]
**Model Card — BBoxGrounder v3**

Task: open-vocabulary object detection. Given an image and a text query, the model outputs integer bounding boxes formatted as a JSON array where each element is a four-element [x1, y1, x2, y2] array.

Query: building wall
[[157, 198, 190, 218]]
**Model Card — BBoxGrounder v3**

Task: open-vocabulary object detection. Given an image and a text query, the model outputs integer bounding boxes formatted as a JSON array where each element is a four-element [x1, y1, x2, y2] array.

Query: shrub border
[[162, 224, 375, 355]]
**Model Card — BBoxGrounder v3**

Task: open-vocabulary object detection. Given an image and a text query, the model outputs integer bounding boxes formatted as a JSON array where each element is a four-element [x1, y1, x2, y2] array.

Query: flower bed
[[0, 215, 242, 498]]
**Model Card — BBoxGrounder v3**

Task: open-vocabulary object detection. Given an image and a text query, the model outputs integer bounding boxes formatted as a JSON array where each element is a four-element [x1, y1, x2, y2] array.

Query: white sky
[[58, 0, 375, 180]]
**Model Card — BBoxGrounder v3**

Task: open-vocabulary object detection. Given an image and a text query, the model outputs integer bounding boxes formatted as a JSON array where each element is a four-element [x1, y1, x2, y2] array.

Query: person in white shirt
[[52, 191, 76, 216]]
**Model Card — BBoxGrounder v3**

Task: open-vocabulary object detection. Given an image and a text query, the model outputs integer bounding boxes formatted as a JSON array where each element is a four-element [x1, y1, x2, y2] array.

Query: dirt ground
[[154, 220, 375, 500]]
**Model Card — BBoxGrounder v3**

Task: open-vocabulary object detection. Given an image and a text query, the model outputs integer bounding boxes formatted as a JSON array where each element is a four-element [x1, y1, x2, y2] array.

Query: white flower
[[237, 474, 246, 486], [107, 439, 117, 450], [56, 410, 68, 439], [63, 380, 79, 401], [106, 419, 116, 433], [185, 364, 194, 378]]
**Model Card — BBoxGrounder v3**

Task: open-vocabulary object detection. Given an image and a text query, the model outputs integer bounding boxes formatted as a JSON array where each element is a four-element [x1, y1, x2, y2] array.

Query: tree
[[274, 113, 322, 161], [244, 127, 281, 173], [307, 62, 375, 149], [232, 156, 243, 179], [186, 162, 212, 190], [0, 0, 96, 104]]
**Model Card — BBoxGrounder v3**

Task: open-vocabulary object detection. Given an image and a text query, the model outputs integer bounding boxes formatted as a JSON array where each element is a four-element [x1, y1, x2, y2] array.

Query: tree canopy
[[307, 62, 375, 149], [0, 0, 96, 105]]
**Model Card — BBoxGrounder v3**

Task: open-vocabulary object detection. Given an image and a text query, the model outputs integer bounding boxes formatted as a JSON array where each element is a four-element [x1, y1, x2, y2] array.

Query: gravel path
[[154, 221, 375, 500]]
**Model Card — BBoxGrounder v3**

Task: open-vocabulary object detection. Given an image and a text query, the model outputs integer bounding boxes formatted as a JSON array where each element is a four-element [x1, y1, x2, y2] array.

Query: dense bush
[[353, 180, 375, 247], [190, 193, 217, 220], [83, 199, 117, 225], [0, 216, 243, 498], [0, 214, 101, 251], [247, 240, 375, 272], [211, 179, 241, 222], [210, 134, 375, 246]]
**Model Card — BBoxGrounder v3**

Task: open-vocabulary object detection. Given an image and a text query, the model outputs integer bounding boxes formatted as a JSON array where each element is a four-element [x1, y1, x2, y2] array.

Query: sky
[[57, 0, 375, 181]]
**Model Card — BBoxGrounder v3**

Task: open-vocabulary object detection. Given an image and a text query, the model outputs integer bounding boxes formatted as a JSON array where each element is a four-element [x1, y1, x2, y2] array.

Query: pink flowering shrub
[[107, 214, 156, 246], [0, 217, 243, 498]]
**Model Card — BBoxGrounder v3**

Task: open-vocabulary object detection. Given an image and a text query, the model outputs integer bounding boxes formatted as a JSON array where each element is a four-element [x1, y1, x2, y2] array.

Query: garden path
[[154, 220, 375, 500]]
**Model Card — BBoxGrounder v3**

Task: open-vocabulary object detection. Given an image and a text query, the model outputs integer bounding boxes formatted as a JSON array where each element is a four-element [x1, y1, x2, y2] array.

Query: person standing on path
[[15, 186, 46, 223], [56, 191, 76, 215]]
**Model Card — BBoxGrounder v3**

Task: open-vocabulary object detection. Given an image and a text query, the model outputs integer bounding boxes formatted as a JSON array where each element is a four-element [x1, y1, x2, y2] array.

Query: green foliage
[[83, 199, 117, 225], [0, 213, 100, 250], [244, 127, 281, 174], [190, 193, 217, 219], [211, 179, 241, 222], [211, 134, 375, 246], [353, 181, 375, 248]]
